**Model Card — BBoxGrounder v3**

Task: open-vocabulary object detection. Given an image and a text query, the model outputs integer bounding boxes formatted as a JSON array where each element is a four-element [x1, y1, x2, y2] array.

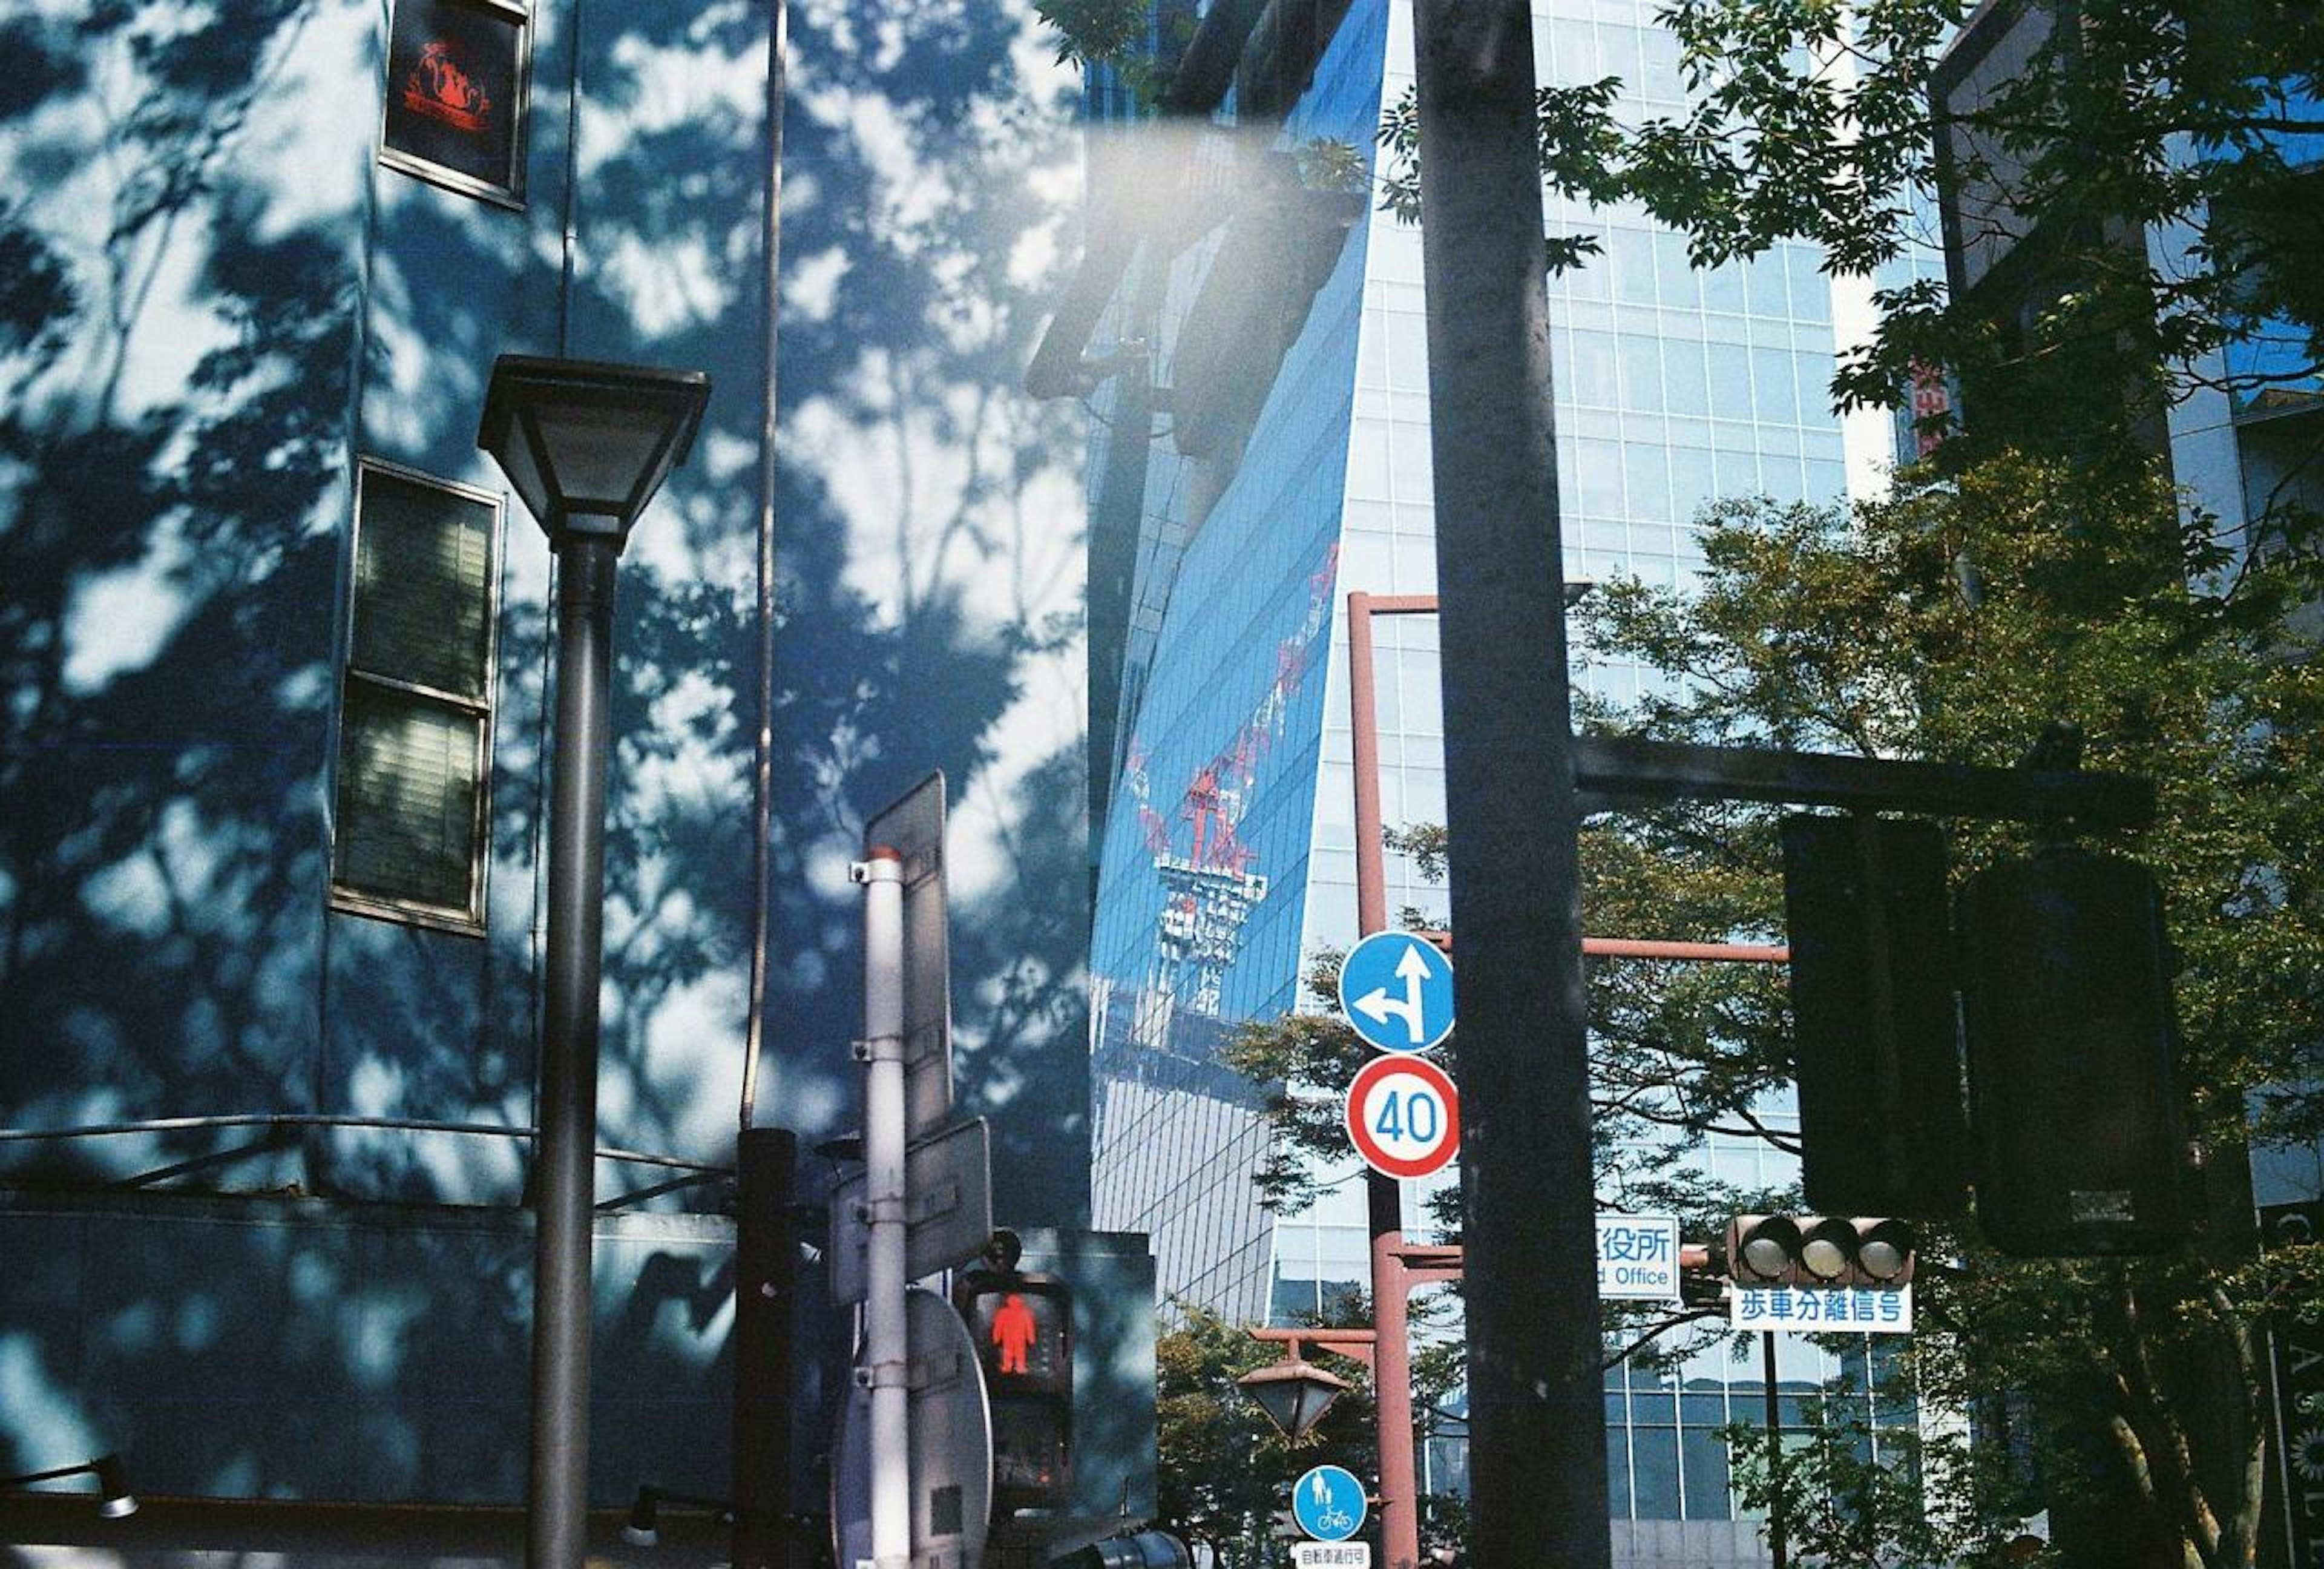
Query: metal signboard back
[[866, 772, 953, 1140], [829, 1116, 994, 1305], [832, 1286, 995, 1569]]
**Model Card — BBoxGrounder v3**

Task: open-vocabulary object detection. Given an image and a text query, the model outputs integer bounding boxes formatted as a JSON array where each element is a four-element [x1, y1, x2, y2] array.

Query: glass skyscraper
[[1065, 0, 1918, 1548]]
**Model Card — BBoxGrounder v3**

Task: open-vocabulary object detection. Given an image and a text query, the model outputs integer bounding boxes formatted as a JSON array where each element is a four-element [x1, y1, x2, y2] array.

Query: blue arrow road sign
[[1292, 1464, 1368, 1542], [1338, 930, 1454, 1053]]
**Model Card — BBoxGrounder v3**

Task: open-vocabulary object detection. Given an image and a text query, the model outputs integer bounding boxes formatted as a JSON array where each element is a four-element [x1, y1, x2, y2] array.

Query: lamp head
[[478, 355, 710, 551], [1235, 1359, 1351, 1440]]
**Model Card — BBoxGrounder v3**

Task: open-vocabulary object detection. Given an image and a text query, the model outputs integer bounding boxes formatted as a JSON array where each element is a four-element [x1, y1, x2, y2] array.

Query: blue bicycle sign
[[1292, 1463, 1368, 1542]]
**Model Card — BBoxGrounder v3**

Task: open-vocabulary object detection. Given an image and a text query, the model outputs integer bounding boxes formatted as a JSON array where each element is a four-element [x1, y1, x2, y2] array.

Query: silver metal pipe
[[854, 847, 911, 1569]]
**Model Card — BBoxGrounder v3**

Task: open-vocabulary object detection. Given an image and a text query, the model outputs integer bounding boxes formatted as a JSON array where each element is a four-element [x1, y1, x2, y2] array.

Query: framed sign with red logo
[[381, 0, 530, 207]]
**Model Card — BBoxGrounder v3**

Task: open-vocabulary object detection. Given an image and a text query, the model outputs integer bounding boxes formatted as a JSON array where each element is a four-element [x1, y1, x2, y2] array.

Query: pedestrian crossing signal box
[[956, 1270, 1073, 1511]]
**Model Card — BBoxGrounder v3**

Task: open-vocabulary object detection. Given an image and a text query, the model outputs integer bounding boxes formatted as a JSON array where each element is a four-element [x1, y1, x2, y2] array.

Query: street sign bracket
[[1572, 734, 2153, 828]]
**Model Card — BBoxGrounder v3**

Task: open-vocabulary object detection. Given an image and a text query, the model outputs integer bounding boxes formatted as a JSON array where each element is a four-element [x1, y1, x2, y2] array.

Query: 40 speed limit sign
[[1344, 1052, 1460, 1180]]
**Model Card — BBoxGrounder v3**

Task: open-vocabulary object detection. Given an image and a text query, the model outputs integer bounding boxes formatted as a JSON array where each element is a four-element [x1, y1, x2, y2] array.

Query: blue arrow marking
[[1338, 931, 1454, 1053]]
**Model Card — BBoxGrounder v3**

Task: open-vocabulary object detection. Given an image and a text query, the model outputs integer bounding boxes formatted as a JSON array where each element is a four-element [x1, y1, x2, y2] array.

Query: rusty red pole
[[1347, 590, 1426, 1569], [1345, 591, 1791, 1568]]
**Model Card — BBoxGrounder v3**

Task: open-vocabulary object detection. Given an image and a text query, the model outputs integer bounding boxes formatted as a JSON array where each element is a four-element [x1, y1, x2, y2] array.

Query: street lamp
[[1236, 1358, 1352, 1442], [479, 352, 711, 1569]]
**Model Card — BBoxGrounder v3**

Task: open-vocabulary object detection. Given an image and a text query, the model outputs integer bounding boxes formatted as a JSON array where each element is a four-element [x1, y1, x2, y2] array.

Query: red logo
[[402, 41, 491, 133]]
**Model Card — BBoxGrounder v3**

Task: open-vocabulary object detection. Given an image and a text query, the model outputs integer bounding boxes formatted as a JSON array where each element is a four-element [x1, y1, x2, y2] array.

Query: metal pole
[[1762, 1331, 1788, 1569], [738, 0, 788, 1136], [1408, 2, 1608, 1566], [1348, 590, 1427, 1569], [528, 535, 620, 1569], [1350, 592, 1390, 936], [855, 847, 911, 1569], [733, 1126, 799, 1569]]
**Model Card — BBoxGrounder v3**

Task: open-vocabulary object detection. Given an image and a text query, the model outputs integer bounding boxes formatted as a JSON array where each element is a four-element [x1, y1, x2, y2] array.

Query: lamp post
[[479, 353, 711, 1569]]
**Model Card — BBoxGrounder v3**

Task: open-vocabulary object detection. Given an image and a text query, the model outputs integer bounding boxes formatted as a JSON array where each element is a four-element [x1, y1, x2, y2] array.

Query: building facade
[[1069, 0, 1918, 1549], [0, 0, 1100, 1508]]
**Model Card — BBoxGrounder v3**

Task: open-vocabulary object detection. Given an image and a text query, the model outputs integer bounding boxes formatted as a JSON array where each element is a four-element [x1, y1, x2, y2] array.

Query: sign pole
[[732, 1126, 799, 1569], [1352, 608, 1428, 1569], [855, 846, 911, 1569], [1763, 1332, 1788, 1569]]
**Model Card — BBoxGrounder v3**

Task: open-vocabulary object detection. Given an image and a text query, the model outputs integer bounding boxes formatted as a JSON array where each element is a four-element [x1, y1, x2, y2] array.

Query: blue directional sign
[[1337, 930, 1455, 1053], [1292, 1463, 1368, 1542]]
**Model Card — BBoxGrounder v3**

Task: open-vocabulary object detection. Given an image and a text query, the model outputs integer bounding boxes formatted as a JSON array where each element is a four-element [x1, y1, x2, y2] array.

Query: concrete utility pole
[[1408, 4, 1612, 1568]]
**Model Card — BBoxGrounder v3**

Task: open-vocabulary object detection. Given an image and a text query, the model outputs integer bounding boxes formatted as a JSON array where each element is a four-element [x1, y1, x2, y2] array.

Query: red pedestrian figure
[[991, 1292, 1037, 1375]]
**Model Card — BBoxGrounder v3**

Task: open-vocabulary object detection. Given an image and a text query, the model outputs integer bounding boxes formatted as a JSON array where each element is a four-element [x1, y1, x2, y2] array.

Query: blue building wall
[[1085, 0, 1388, 1321], [0, 0, 1097, 1504]]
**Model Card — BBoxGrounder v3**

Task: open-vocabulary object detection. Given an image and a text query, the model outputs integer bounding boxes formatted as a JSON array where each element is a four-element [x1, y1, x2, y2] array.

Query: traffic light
[[1724, 1215, 1915, 1288], [1956, 847, 2191, 1255], [1061, 1531, 1193, 1568], [1779, 814, 1968, 1217], [955, 1268, 1073, 1511]]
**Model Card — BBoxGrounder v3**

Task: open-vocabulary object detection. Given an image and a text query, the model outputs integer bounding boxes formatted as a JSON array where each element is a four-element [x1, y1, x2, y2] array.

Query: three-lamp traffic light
[[955, 1266, 1074, 1512], [1724, 1215, 1915, 1289]]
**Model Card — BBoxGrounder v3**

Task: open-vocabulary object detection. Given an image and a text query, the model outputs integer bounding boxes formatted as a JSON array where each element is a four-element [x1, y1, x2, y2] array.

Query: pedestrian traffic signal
[[1725, 1215, 1914, 1288], [1779, 814, 1968, 1217], [1061, 1531, 1193, 1568], [956, 1268, 1073, 1511], [1956, 847, 2191, 1255], [960, 1276, 1071, 1396]]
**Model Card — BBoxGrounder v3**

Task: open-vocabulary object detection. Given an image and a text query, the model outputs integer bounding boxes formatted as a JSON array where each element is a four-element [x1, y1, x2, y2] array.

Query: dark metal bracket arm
[[1571, 734, 2155, 829]]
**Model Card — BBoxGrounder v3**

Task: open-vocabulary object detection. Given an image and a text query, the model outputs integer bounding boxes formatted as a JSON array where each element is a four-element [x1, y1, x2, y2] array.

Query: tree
[[1222, 449, 2324, 1567], [1153, 1302, 1379, 1567], [1382, 1, 2323, 485], [1046, 1, 2322, 512], [1572, 450, 2324, 1569]]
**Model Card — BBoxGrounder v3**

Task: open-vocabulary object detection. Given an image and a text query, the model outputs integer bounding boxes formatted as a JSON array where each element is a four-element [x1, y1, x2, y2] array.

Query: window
[[331, 461, 502, 932], [379, 0, 531, 207]]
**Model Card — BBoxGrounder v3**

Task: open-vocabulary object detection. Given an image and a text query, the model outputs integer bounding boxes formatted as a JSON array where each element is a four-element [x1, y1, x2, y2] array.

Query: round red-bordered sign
[[1345, 1052, 1460, 1179]]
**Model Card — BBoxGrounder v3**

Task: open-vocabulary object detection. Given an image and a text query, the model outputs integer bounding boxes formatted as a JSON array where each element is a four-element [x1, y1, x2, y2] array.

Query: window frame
[[329, 456, 505, 936], [377, 0, 534, 211]]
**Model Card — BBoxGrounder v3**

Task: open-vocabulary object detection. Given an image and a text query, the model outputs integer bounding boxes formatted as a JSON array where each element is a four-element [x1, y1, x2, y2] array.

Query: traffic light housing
[[1780, 814, 1968, 1217], [1956, 847, 2191, 1255], [1725, 1215, 1915, 1288], [956, 1269, 1073, 1512]]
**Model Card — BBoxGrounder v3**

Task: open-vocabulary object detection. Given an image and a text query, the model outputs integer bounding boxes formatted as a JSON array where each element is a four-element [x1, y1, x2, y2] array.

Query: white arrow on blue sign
[[1337, 931, 1454, 1053], [1292, 1464, 1368, 1543]]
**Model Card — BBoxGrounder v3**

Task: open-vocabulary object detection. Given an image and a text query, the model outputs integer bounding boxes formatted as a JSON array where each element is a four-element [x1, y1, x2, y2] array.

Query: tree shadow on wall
[[752, 0, 1094, 1230], [1, 0, 1091, 1502]]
